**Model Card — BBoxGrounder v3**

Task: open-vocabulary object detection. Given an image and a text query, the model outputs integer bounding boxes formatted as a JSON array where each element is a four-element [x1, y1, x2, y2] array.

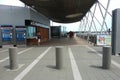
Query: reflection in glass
[[26, 26, 36, 38]]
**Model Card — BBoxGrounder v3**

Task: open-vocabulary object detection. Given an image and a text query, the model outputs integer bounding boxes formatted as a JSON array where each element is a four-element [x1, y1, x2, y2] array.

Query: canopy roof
[[20, 0, 97, 23]]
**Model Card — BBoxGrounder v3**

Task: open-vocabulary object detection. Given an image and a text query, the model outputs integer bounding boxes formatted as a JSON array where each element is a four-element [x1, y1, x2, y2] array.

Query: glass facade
[[26, 26, 36, 38]]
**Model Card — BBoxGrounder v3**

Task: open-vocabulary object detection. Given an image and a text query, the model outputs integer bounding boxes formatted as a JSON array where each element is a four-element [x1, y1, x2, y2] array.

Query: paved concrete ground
[[0, 37, 120, 80]]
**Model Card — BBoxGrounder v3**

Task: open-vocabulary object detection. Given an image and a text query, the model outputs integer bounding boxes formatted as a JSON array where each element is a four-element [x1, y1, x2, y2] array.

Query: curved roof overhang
[[20, 0, 97, 23]]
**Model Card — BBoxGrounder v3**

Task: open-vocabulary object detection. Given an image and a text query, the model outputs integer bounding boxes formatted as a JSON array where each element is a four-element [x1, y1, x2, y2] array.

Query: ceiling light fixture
[[66, 13, 83, 18]]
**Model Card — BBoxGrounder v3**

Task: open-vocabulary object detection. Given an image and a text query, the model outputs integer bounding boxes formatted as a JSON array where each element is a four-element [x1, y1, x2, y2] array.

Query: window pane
[[26, 26, 36, 38]]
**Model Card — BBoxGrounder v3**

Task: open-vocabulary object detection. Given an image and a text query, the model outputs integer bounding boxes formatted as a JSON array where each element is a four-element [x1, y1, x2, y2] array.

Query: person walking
[[69, 31, 74, 39], [37, 31, 41, 46]]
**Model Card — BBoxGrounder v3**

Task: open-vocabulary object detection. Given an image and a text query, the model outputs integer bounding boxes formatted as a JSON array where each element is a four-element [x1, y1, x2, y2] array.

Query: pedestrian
[[36, 31, 41, 46], [69, 31, 74, 38]]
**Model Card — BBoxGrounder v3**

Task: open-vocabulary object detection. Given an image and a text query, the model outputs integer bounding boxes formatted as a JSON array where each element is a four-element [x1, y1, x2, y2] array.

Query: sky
[[0, 0, 120, 31], [0, 0, 24, 6]]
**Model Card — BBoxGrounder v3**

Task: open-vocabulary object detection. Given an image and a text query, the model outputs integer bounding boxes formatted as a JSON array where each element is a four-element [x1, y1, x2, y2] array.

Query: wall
[[30, 8, 50, 27], [0, 5, 50, 28], [0, 5, 30, 26]]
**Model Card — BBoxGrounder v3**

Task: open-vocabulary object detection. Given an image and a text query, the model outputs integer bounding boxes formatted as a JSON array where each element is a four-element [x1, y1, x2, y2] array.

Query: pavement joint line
[[71, 45, 88, 47], [86, 46, 120, 69], [0, 57, 9, 63], [0, 47, 32, 63], [18, 48, 33, 55], [68, 47, 82, 80], [0, 49, 8, 52], [14, 47, 52, 80], [7, 64, 25, 71]]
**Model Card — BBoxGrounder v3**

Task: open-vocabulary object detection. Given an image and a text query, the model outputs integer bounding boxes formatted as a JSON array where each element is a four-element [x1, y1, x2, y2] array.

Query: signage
[[15, 26, 26, 41], [96, 34, 111, 46]]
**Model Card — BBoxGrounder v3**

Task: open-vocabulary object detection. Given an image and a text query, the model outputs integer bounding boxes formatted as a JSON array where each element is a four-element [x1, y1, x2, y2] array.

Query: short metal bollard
[[56, 46, 63, 69], [9, 47, 18, 70], [102, 46, 111, 69]]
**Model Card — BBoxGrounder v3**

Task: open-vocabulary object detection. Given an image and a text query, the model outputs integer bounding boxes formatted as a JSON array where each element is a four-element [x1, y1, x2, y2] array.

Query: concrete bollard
[[9, 47, 18, 70], [102, 46, 111, 69], [56, 46, 63, 69]]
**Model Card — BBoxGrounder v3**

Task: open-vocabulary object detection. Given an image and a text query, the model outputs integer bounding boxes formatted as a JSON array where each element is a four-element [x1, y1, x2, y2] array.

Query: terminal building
[[0, 5, 50, 47]]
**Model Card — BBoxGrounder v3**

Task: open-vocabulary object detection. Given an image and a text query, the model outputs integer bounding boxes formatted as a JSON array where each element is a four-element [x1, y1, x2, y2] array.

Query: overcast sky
[[0, 0, 24, 6], [0, 0, 120, 31]]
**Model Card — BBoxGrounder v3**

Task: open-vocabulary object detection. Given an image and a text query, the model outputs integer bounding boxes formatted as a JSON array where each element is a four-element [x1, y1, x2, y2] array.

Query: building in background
[[0, 5, 50, 47], [51, 26, 61, 38]]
